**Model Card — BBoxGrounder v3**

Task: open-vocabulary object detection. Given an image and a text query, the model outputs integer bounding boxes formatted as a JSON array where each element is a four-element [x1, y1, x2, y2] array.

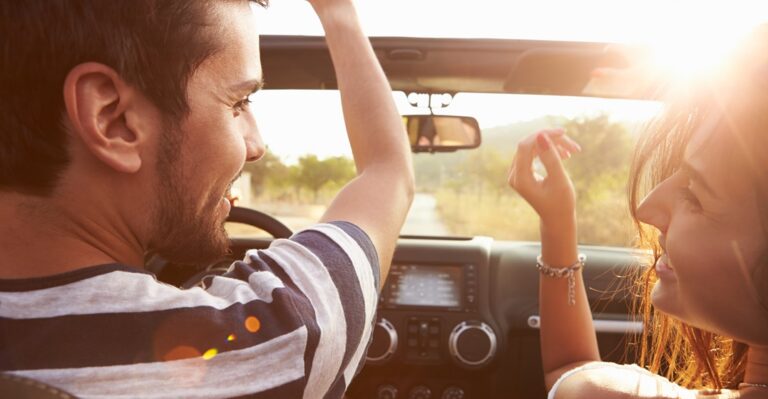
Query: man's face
[[148, 1, 265, 264]]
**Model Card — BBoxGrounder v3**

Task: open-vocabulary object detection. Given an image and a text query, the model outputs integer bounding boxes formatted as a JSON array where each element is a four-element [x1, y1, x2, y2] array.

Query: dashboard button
[[377, 384, 398, 399], [448, 321, 498, 369], [441, 386, 465, 399], [408, 385, 432, 399], [366, 318, 398, 365]]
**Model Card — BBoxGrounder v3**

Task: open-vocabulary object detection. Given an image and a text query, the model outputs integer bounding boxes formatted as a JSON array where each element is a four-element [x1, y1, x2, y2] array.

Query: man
[[0, 0, 414, 397]]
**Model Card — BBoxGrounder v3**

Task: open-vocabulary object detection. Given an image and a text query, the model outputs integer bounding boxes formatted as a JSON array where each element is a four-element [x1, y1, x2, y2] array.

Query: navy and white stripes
[[0, 221, 379, 399]]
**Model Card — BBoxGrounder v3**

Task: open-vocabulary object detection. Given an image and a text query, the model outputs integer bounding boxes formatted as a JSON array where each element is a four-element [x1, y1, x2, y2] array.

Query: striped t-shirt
[[0, 221, 380, 399]]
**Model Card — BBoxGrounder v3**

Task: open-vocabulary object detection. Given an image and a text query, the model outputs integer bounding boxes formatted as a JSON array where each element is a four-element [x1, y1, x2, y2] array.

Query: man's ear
[[63, 63, 146, 173]]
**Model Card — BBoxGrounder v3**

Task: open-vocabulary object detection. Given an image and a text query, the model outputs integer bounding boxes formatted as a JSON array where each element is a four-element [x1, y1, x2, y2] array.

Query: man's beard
[[147, 123, 231, 265]]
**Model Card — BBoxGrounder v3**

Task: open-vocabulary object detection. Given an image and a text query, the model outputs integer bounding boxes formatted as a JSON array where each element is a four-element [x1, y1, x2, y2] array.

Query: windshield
[[225, 90, 662, 247], [228, 3, 768, 247]]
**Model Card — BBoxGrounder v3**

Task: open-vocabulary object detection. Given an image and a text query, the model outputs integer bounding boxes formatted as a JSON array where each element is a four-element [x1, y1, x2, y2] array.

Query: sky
[[249, 0, 768, 163], [253, 0, 768, 43]]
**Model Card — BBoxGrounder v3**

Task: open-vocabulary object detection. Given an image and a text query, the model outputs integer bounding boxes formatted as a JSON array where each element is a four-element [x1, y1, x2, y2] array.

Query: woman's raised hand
[[507, 129, 582, 226]]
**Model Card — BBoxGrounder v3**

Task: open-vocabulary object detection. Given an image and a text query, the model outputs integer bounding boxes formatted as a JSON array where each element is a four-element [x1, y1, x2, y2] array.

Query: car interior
[[147, 35, 657, 399]]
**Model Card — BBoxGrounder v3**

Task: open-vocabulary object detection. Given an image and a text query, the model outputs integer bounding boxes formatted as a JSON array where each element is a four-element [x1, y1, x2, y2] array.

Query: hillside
[[413, 116, 561, 190]]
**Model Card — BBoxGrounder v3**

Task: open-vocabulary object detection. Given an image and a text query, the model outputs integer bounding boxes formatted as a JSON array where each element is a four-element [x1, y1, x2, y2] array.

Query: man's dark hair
[[0, 0, 267, 196]]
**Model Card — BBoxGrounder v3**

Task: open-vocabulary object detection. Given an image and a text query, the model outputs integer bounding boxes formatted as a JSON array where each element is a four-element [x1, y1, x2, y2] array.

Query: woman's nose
[[635, 179, 673, 234]]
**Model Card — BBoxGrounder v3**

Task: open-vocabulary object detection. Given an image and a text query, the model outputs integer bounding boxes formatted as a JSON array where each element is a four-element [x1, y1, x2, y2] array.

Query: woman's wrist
[[540, 215, 579, 268], [540, 213, 577, 239]]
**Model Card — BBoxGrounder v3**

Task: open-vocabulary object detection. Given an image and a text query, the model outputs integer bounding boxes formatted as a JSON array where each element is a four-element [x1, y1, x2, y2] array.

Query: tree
[[294, 155, 356, 202], [241, 150, 288, 197], [562, 114, 634, 202], [560, 114, 636, 245], [432, 113, 638, 246]]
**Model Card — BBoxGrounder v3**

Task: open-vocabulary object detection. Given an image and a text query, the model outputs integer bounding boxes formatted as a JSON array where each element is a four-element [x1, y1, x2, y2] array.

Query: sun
[[645, 20, 758, 83]]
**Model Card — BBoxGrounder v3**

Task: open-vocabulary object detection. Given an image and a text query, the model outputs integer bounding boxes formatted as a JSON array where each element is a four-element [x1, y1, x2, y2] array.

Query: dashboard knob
[[441, 386, 465, 399], [376, 384, 398, 399], [408, 385, 432, 399], [366, 318, 398, 365], [448, 321, 497, 368]]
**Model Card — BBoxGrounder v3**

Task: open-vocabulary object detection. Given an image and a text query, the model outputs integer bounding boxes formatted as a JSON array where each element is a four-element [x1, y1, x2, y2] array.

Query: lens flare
[[245, 316, 261, 333], [202, 348, 218, 360], [162, 345, 201, 362]]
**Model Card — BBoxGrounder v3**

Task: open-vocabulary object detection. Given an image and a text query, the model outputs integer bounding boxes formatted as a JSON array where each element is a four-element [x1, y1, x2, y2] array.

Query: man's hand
[[305, 0, 351, 8], [507, 129, 581, 228]]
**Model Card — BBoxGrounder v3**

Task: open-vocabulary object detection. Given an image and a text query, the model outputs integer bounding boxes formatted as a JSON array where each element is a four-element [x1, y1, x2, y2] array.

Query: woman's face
[[636, 113, 768, 345]]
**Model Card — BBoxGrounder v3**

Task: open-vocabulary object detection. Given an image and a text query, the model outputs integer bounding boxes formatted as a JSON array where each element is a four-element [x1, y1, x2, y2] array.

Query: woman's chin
[[650, 280, 683, 318]]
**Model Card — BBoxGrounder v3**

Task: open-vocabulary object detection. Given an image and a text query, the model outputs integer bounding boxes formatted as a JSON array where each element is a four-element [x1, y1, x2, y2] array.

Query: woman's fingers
[[508, 129, 579, 222], [550, 133, 581, 154], [509, 129, 579, 192], [508, 134, 537, 191], [535, 133, 568, 182]]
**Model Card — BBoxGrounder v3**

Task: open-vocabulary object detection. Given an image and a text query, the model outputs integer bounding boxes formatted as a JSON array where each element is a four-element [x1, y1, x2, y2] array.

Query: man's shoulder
[[291, 221, 378, 265], [258, 221, 380, 291]]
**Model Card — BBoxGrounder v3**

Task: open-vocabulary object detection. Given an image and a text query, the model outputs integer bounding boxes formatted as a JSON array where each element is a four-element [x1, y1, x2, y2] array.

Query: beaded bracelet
[[536, 254, 586, 306]]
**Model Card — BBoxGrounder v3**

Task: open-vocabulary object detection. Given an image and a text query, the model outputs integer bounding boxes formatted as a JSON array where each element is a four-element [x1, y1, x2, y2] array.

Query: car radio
[[379, 263, 478, 312], [369, 262, 497, 374]]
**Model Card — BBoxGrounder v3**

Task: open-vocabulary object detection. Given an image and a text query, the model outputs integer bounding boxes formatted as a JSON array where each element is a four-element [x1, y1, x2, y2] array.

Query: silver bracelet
[[536, 254, 586, 306]]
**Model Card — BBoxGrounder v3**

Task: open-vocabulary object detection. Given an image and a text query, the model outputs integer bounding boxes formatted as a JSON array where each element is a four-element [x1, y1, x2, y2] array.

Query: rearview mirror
[[403, 115, 481, 153]]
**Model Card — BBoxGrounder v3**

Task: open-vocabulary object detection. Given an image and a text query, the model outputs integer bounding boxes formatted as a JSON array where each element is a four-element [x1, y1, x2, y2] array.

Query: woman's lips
[[655, 255, 676, 278]]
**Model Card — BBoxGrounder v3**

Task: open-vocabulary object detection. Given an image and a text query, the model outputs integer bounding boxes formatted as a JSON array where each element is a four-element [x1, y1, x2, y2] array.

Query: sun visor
[[503, 47, 629, 97]]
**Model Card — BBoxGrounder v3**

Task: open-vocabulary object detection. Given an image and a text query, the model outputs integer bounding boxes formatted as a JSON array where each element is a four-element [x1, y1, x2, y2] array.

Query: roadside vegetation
[[240, 114, 639, 246]]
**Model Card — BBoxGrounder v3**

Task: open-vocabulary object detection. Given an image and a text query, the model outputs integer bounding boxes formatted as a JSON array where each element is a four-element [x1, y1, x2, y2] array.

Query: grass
[[434, 188, 636, 246]]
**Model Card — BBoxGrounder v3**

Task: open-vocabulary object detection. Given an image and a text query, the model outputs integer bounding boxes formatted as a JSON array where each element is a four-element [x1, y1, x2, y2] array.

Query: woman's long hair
[[625, 26, 768, 391], [627, 102, 748, 390]]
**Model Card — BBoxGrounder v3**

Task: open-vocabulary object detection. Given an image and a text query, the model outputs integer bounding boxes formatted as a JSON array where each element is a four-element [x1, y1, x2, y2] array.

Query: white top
[[547, 362, 712, 399]]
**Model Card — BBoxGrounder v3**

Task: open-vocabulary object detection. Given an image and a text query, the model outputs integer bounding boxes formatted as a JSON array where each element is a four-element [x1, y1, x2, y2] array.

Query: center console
[[349, 237, 500, 399], [369, 263, 496, 370]]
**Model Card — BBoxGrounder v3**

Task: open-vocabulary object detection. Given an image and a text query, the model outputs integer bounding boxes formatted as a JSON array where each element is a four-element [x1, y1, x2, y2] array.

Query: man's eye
[[233, 93, 256, 115]]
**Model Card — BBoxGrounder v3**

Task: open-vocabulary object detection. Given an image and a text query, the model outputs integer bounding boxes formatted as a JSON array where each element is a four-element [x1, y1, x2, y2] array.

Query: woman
[[507, 29, 768, 398]]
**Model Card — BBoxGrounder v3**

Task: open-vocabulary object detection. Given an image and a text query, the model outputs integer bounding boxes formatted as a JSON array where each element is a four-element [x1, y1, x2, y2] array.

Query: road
[[401, 193, 450, 236], [228, 193, 450, 238]]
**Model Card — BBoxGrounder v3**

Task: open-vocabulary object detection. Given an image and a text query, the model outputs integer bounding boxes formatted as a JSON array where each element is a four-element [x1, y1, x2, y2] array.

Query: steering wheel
[[226, 206, 293, 239]]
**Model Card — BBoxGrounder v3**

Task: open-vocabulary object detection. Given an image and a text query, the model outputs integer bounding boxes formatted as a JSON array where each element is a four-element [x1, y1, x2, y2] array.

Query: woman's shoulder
[[550, 361, 736, 399]]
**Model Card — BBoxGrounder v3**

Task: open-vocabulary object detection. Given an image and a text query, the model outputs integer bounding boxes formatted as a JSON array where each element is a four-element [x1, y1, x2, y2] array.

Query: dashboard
[[199, 235, 643, 399], [347, 237, 642, 399]]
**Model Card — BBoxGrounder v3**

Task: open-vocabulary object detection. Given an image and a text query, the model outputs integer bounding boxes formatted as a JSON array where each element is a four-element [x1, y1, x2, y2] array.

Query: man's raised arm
[[310, 0, 415, 282]]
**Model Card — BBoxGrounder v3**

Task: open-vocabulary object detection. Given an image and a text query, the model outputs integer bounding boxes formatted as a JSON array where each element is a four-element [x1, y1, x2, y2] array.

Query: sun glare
[[644, 19, 757, 83], [252, 1, 766, 160], [257, 0, 766, 83]]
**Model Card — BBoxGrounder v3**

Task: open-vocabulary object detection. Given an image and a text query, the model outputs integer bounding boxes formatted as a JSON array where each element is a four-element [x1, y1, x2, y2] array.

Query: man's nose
[[245, 125, 266, 162]]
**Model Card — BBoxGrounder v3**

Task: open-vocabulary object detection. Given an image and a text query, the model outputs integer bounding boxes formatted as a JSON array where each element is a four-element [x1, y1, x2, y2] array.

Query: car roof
[[260, 35, 645, 99]]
